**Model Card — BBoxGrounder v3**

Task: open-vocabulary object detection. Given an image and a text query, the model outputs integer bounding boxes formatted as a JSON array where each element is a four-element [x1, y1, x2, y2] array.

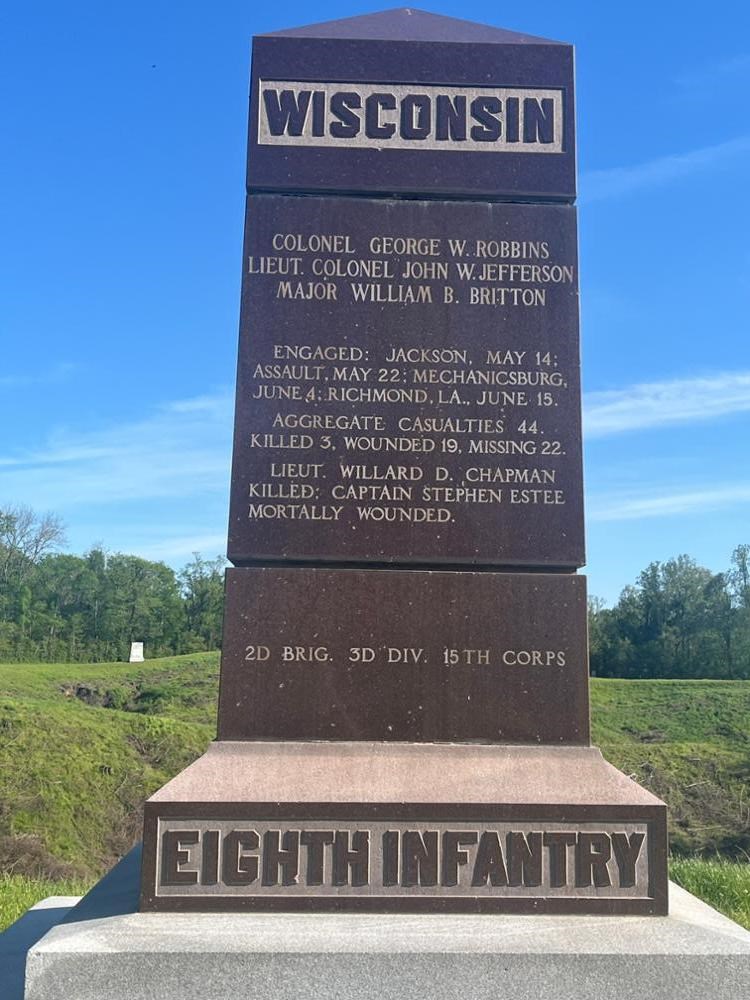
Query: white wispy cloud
[[580, 371, 750, 522], [589, 484, 750, 522], [0, 389, 233, 508], [5, 374, 750, 536], [132, 533, 228, 561], [674, 53, 750, 92], [163, 395, 229, 414], [580, 135, 750, 202], [0, 362, 79, 389], [584, 371, 750, 438]]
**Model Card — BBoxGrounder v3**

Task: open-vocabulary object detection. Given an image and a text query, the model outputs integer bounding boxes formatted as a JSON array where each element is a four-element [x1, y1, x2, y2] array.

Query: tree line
[[2, 504, 750, 676], [589, 547, 750, 679], [0, 505, 224, 662]]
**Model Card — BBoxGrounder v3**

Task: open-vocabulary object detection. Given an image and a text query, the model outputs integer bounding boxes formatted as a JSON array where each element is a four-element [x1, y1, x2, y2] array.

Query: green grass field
[[0, 654, 749, 932], [0, 654, 216, 879], [0, 873, 93, 933], [591, 678, 750, 855], [670, 857, 750, 929]]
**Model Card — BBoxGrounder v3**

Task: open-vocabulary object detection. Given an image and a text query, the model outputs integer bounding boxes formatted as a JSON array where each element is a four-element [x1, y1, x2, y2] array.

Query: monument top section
[[260, 9, 567, 46], [247, 8, 576, 202]]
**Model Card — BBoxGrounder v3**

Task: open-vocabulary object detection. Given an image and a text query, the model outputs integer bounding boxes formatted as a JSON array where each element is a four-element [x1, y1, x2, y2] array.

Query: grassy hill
[[0, 654, 217, 879], [592, 679, 750, 856], [1, 654, 749, 882]]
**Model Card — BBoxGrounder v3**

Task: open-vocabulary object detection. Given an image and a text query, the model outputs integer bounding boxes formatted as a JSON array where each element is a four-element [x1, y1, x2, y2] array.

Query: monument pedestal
[[18, 849, 750, 1000], [135, 7, 671, 921], [140, 741, 667, 914]]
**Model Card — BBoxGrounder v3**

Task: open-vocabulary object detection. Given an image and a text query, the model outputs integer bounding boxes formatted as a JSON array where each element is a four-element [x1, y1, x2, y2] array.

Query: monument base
[[140, 741, 668, 914], [18, 848, 750, 1000]]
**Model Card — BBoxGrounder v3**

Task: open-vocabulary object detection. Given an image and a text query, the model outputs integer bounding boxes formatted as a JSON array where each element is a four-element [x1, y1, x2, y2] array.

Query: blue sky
[[2, 1, 749, 605]]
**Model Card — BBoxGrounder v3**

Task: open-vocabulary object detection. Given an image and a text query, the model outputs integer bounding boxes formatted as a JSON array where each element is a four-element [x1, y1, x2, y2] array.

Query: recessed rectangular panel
[[227, 194, 584, 568], [257, 81, 565, 154], [217, 567, 589, 744], [155, 817, 648, 898], [248, 26, 576, 200], [140, 802, 668, 914]]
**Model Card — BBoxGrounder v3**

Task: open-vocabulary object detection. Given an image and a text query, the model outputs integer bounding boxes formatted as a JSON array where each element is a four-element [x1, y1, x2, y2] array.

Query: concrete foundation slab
[[14, 847, 750, 1000]]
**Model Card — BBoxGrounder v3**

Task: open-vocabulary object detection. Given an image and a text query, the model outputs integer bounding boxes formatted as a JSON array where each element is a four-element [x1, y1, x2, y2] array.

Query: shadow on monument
[[1, 901, 80, 1000]]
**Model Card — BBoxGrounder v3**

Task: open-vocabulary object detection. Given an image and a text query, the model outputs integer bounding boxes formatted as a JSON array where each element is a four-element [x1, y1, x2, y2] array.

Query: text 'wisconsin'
[[258, 82, 564, 153]]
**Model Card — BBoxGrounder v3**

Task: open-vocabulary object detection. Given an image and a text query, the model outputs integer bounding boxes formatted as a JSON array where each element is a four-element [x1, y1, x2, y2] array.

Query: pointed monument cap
[[248, 8, 576, 201], [262, 9, 567, 46]]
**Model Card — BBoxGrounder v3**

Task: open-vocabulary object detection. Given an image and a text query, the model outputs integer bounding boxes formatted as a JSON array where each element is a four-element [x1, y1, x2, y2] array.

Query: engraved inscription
[[258, 81, 564, 153], [229, 196, 584, 566], [156, 819, 650, 898], [218, 568, 589, 744]]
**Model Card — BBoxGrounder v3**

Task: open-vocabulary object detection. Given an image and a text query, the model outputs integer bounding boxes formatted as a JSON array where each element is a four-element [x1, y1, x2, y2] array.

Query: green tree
[[0, 505, 232, 662], [728, 545, 750, 678], [592, 555, 743, 679], [179, 554, 226, 652], [101, 555, 185, 660], [0, 505, 66, 587]]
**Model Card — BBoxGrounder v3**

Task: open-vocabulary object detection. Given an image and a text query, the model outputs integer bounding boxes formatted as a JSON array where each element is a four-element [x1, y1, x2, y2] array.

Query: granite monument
[[139, 7, 668, 915]]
